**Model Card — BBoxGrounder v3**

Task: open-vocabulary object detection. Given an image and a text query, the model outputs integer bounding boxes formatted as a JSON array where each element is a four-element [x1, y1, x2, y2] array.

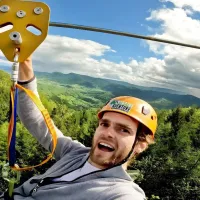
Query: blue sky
[[43, 0, 165, 62], [1, 0, 200, 97]]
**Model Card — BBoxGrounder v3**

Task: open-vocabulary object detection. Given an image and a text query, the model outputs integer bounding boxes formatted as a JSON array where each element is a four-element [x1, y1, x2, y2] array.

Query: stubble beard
[[89, 141, 124, 168]]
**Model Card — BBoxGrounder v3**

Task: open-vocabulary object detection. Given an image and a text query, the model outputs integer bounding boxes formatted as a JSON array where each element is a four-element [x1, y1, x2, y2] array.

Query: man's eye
[[100, 122, 109, 127], [120, 128, 130, 134]]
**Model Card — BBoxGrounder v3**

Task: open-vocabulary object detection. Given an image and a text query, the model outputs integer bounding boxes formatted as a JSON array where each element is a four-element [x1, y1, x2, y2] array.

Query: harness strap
[[8, 88, 18, 166], [8, 84, 57, 171]]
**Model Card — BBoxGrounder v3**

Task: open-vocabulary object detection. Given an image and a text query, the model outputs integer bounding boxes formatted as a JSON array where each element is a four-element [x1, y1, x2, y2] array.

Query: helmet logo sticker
[[109, 100, 133, 113]]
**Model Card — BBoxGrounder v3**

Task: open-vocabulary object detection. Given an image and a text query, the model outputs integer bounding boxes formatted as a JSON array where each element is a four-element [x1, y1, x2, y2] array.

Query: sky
[[1, 0, 200, 97]]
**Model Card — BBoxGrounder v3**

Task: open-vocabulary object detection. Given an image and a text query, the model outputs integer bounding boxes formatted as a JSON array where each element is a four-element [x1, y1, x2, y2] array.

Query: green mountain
[[35, 71, 200, 110], [1, 69, 199, 110], [35, 71, 183, 93]]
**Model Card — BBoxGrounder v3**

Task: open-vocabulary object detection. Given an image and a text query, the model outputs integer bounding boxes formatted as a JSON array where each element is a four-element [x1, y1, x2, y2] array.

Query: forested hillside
[[35, 71, 200, 110], [0, 70, 199, 199]]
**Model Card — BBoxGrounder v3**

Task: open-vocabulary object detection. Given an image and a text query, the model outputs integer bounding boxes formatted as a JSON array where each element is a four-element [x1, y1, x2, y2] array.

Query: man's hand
[[19, 56, 34, 81]]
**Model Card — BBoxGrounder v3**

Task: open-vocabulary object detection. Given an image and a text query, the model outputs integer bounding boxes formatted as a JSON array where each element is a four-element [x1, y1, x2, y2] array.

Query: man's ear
[[126, 141, 149, 167], [133, 141, 148, 155]]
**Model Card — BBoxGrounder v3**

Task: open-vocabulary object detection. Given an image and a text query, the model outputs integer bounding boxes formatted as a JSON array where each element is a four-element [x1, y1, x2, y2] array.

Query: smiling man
[[3, 57, 157, 200], [89, 112, 140, 169]]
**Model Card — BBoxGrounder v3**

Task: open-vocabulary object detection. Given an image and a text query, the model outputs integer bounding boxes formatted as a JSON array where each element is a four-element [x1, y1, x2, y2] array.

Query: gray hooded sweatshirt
[[13, 78, 146, 200]]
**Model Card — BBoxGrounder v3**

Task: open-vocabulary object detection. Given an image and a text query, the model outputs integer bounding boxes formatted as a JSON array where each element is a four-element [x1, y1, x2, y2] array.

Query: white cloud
[[0, 24, 13, 33], [146, 8, 200, 44], [162, 0, 200, 12], [32, 35, 130, 79], [0, 31, 198, 97], [31, 36, 175, 90], [0, 51, 4, 57], [0, 58, 11, 66], [0, 50, 12, 66], [27, 35, 170, 90], [145, 5, 200, 97], [185, 9, 194, 16]]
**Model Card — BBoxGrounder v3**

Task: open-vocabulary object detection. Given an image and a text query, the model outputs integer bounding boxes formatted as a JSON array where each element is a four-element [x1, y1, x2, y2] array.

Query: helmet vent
[[151, 116, 157, 120], [142, 106, 150, 115]]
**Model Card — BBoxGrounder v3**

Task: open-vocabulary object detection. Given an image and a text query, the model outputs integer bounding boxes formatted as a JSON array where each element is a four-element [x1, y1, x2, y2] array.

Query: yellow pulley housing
[[0, 0, 50, 62]]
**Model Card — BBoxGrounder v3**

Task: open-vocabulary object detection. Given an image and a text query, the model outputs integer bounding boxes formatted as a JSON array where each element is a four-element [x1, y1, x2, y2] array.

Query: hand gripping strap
[[8, 84, 57, 171]]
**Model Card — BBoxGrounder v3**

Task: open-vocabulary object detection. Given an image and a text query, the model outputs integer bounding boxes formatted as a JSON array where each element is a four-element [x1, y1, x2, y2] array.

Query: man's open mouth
[[98, 142, 115, 152]]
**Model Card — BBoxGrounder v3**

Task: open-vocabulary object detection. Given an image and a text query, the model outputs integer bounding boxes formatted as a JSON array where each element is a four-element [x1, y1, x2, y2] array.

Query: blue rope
[[9, 88, 18, 166]]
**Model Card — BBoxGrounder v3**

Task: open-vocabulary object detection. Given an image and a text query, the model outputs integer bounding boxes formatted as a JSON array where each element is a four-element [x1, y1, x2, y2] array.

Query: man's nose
[[106, 126, 115, 138]]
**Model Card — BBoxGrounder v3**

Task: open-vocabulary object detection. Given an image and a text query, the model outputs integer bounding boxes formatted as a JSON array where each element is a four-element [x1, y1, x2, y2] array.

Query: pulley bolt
[[9, 31, 22, 45], [34, 7, 43, 15], [0, 5, 9, 13], [16, 10, 26, 18]]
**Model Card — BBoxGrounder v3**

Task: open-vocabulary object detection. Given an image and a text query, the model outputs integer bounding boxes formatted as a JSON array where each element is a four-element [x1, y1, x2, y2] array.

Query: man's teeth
[[100, 143, 114, 149]]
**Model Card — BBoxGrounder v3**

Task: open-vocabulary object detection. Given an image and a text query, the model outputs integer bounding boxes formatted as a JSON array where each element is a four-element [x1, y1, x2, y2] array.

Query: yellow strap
[[8, 88, 14, 158], [8, 84, 57, 171]]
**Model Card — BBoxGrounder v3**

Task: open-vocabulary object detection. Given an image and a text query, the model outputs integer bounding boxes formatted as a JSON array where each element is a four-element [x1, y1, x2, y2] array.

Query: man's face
[[89, 112, 139, 169]]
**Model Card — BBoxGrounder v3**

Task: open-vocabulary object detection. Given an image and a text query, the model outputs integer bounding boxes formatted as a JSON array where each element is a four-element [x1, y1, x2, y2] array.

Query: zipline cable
[[49, 22, 200, 50]]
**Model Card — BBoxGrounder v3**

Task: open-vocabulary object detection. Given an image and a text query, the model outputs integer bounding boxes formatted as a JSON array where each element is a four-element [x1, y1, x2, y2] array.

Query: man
[[6, 56, 157, 199]]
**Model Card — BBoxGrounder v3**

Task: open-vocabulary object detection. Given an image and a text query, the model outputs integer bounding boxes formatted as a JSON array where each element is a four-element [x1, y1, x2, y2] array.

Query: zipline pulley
[[0, 0, 50, 62]]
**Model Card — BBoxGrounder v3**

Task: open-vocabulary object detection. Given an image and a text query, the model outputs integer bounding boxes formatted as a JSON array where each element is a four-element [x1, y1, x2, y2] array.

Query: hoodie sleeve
[[17, 77, 85, 160], [105, 193, 146, 200], [96, 182, 146, 200]]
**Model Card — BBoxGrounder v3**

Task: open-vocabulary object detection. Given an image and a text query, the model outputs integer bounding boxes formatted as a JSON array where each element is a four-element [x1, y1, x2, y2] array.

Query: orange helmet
[[98, 96, 157, 138]]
